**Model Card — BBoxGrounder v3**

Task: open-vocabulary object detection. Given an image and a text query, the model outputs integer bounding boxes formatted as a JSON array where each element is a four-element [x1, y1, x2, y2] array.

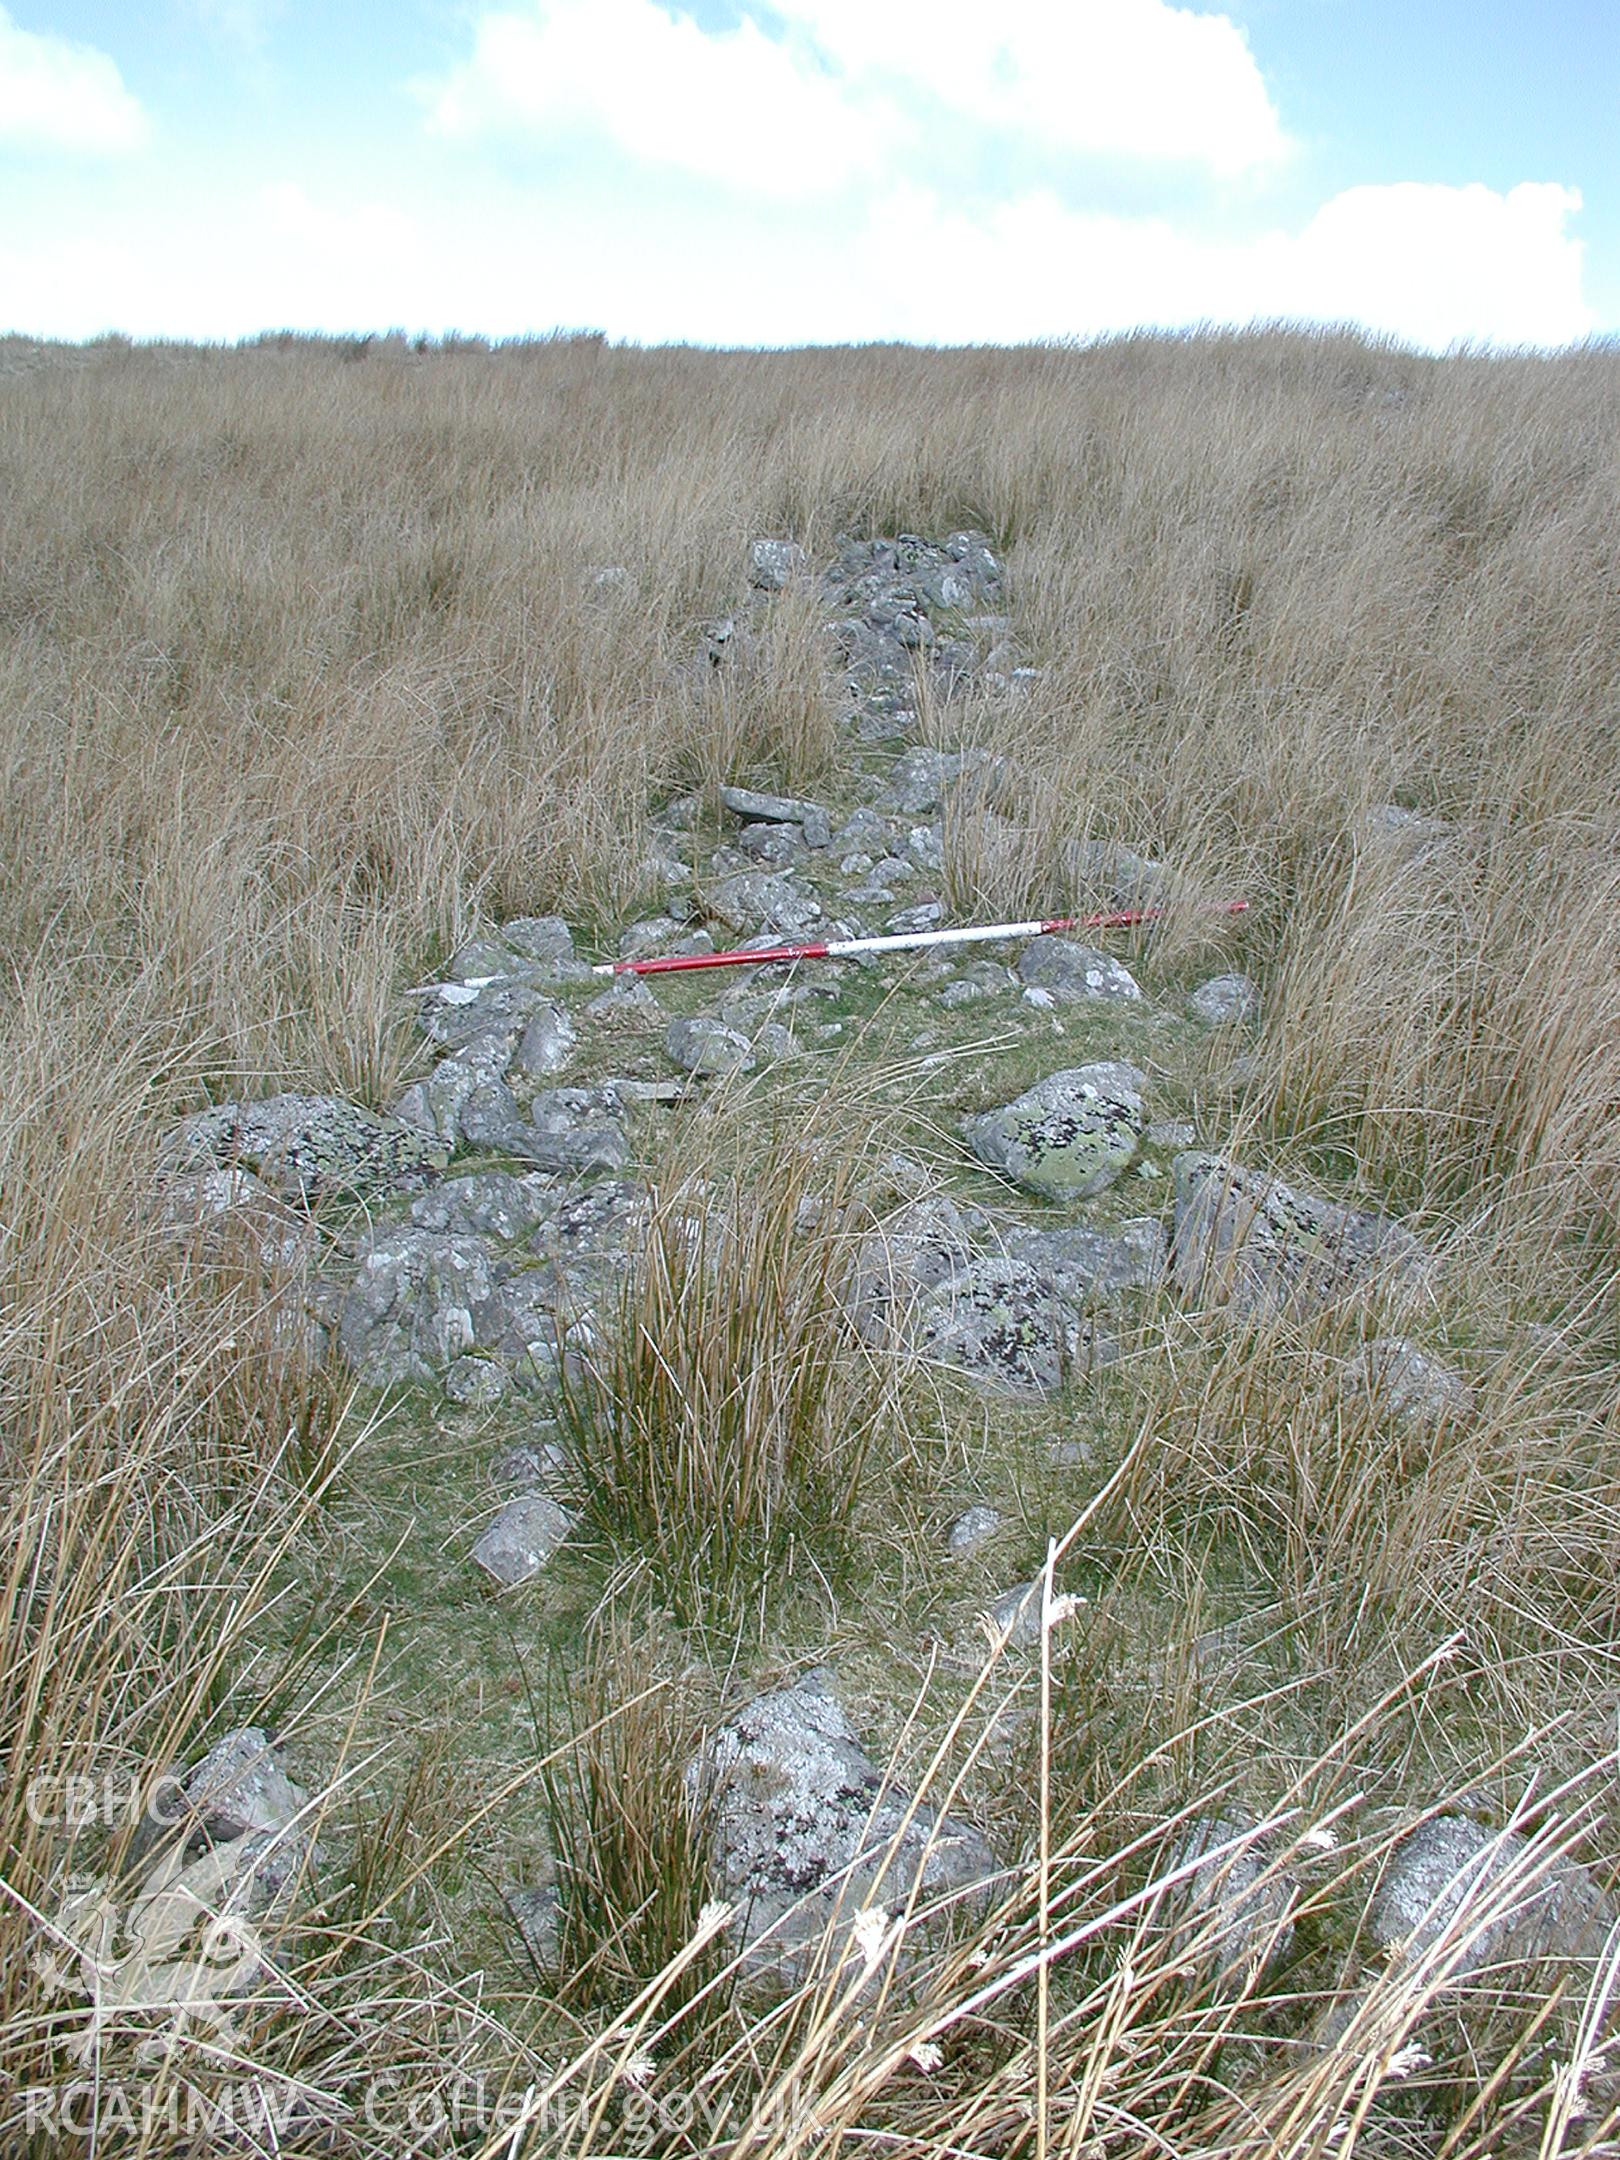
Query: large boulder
[[408, 1170, 559, 1246], [165, 1093, 447, 1203], [966, 1064, 1145, 1200], [1170, 1154, 1433, 1316], [692, 1671, 998, 1980], [915, 1256, 1102, 1395], [1367, 1814, 1613, 1979], [1000, 1218, 1165, 1302]]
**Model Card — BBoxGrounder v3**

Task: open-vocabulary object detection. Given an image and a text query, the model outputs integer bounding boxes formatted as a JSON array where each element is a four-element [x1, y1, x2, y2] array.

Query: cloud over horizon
[[0, 5, 149, 155]]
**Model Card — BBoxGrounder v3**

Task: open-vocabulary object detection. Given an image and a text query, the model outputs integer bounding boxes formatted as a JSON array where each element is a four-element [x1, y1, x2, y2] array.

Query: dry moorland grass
[[3, 326, 1620, 2156]]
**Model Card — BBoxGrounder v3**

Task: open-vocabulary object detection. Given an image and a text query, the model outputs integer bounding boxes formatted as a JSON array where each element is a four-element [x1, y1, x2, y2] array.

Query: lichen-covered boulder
[[165, 1093, 447, 1203], [1016, 940, 1141, 1004], [1001, 1218, 1165, 1303], [916, 1256, 1100, 1395], [691, 1671, 998, 1980], [1170, 1153, 1433, 1316], [845, 1194, 979, 1346], [408, 1171, 559, 1246], [337, 1228, 503, 1385], [966, 1064, 1145, 1200]]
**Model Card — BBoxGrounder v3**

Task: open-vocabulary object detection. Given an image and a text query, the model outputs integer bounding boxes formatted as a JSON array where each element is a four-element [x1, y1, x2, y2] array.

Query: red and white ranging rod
[[592, 900, 1249, 978]]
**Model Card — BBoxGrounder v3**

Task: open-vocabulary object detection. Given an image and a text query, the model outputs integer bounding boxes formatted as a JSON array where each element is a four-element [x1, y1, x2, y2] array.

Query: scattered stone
[[470, 1494, 574, 1589], [165, 1094, 447, 1203], [987, 1577, 1084, 1647], [888, 902, 944, 934], [749, 537, 808, 591], [1170, 1154, 1433, 1317], [1367, 1814, 1613, 1978], [709, 871, 823, 937], [443, 1356, 511, 1409], [393, 1032, 516, 1144], [522, 1091, 630, 1175], [456, 1077, 532, 1153], [945, 1505, 1004, 1556], [133, 1728, 314, 1916], [150, 1167, 314, 1274], [502, 917, 579, 970], [692, 1671, 998, 1977], [1188, 974, 1259, 1026], [618, 915, 686, 960], [511, 1004, 577, 1078], [1346, 1338, 1473, 1428], [966, 1063, 1146, 1200], [666, 1016, 756, 1076], [1147, 1121, 1197, 1149], [1016, 940, 1141, 1004], [845, 1194, 979, 1346], [1161, 1814, 1296, 1982], [720, 784, 833, 849], [584, 975, 662, 1019], [738, 822, 807, 866]]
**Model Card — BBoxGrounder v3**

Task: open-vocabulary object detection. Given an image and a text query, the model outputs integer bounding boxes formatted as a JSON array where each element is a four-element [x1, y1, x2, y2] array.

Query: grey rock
[[511, 1004, 577, 1078], [1188, 973, 1259, 1026], [619, 914, 686, 960], [881, 746, 1002, 817], [1361, 803, 1453, 858], [916, 1256, 1096, 1395], [887, 902, 944, 934], [987, 1577, 1084, 1647], [584, 974, 662, 1019], [966, 1064, 1146, 1201], [1367, 1815, 1612, 1977], [1001, 1217, 1165, 1302], [337, 1228, 504, 1385], [720, 784, 833, 837], [409, 1170, 558, 1244], [709, 872, 823, 937], [165, 1093, 447, 1203], [692, 1671, 998, 1977], [470, 1494, 574, 1588], [1062, 839, 1168, 910], [1347, 1338, 1473, 1427], [667, 1016, 755, 1076], [583, 565, 636, 600], [1016, 940, 1141, 1005], [135, 1727, 314, 1916], [868, 854, 916, 884], [833, 807, 892, 855], [1148, 1120, 1197, 1149], [150, 1168, 315, 1275], [501, 916, 577, 968], [1170, 1154, 1433, 1316], [738, 822, 807, 867], [1162, 1814, 1296, 1982], [420, 978, 554, 1051], [456, 1079, 532, 1153], [945, 1505, 1004, 1556], [749, 537, 808, 591], [905, 823, 946, 872], [518, 1119, 630, 1176], [393, 1030, 516, 1143]]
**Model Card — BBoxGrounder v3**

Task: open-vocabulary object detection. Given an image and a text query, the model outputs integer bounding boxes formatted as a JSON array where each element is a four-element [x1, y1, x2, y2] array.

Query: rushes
[[557, 1130, 900, 1623]]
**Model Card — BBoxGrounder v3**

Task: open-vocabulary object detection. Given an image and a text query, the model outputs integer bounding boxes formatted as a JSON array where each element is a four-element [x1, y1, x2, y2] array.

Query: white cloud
[[426, 0, 887, 199], [771, 0, 1289, 175], [0, 5, 148, 154]]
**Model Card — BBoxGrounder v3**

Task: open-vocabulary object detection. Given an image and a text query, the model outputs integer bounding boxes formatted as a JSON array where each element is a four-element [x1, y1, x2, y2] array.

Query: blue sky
[[1, 0, 1614, 348]]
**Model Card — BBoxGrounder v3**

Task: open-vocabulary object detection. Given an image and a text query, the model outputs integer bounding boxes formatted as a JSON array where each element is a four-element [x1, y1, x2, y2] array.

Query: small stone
[[709, 872, 822, 937], [584, 975, 662, 1019], [888, 902, 944, 934], [1347, 1338, 1473, 1427], [1161, 1814, 1296, 1982], [987, 1578, 1083, 1647], [132, 1727, 314, 1916], [1188, 973, 1259, 1026], [945, 1505, 1004, 1556], [1016, 940, 1141, 1004], [470, 1494, 574, 1588], [444, 1356, 511, 1408]]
